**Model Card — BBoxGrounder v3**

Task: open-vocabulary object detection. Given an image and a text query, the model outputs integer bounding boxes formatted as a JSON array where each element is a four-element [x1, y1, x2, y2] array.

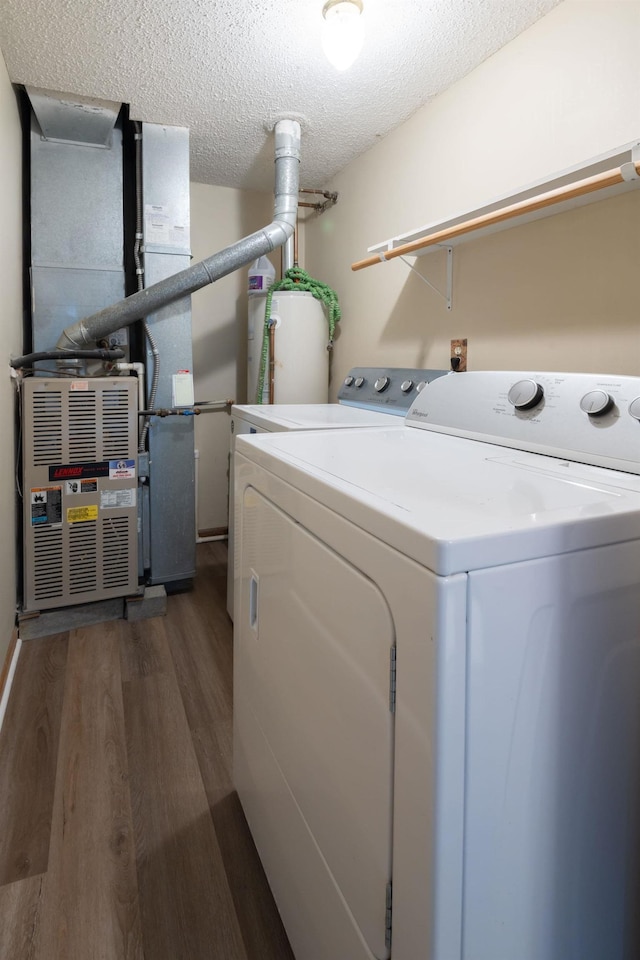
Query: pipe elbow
[[263, 218, 294, 249], [56, 323, 89, 352]]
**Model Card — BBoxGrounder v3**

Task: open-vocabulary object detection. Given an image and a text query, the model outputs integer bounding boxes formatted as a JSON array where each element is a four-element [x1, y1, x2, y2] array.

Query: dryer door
[[227, 415, 270, 618], [236, 488, 394, 960]]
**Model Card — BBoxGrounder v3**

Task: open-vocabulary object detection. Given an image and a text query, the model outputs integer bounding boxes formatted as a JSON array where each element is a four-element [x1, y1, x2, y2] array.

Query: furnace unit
[[22, 377, 139, 612], [18, 87, 301, 626]]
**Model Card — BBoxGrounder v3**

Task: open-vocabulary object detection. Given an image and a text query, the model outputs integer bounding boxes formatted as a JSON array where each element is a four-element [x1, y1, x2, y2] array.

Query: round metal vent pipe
[[56, 119, 301, 352]]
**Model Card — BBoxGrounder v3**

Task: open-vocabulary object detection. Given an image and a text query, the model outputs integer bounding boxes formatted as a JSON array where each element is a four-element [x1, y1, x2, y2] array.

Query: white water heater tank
[[247, 290, 329, 404]]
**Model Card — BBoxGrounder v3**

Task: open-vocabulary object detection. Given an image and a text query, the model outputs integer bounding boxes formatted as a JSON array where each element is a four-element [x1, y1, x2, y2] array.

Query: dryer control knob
[[354, 377, 365, 388], [416, 380, 427, 393], [343, 375, 354, 387], [375, 376, 390, 393], [400, 379, 414, 393], [629, 397, 640, 421], [580, 390, 614, 417], [507, 379, 544, 411]]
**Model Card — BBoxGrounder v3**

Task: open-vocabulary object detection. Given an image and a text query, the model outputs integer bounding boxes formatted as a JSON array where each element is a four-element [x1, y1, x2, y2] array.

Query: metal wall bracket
[[400, 245, 453, 310]]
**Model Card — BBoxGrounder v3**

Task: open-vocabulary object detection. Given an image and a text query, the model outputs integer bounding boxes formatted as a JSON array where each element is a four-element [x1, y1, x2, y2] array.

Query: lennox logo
[[51, 467, 83, 477], [48, 461, 109, 481]]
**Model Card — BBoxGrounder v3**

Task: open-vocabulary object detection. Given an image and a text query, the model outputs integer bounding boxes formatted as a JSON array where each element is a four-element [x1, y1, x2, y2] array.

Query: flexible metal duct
[[56, 119, 301, 352]]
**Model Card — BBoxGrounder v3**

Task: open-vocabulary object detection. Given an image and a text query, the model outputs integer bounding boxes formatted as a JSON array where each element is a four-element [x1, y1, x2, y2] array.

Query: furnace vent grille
[[102, 389, 131, 459], [68, 392, 98, 462], [103, 516, 130, 588], [33, 525, 64, 602], [69, 520, 97, 594], [32, 391, 63, 467]]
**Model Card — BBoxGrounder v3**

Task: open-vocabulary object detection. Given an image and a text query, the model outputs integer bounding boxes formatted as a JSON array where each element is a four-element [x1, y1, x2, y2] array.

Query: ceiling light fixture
[[321, 0, 365, 72]]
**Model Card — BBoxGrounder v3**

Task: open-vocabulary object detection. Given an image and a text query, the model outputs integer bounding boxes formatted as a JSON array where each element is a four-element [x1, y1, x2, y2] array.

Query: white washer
[[226, 366, 448, 617], [233, 371, 640, 960]]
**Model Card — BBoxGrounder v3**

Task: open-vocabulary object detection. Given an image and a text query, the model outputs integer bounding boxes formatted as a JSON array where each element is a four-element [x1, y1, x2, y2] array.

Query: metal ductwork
[[56, 119, 301, 352], [23, 91, 302, 623]]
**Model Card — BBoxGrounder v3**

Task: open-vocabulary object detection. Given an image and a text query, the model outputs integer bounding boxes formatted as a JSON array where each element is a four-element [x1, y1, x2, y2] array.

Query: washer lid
[[236, 426, 640, 575], [231, 403, 395, 431]]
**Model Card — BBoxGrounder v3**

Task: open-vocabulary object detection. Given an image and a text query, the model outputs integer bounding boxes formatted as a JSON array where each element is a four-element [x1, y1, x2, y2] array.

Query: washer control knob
[[580, 390, 614, 417], [374, 376, 390, 393], [354, 377, 365, 388], [629, 397, 640, 421], [401, 379, 414, 393], [343, 375, 354, 387], [416, 380, 427, 393], [507, 379, 544, 411]]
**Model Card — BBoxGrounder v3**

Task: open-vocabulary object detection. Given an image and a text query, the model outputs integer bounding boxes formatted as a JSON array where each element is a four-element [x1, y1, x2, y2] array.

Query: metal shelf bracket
[[400, 246, 453, 310]]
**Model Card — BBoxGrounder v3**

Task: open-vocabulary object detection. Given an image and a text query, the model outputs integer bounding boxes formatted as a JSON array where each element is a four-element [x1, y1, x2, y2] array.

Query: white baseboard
[[0, 635, 22, 735]]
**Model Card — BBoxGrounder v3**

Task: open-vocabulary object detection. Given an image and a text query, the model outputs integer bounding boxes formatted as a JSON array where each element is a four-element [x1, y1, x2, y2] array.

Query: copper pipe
[[300, 188, 336, 199]]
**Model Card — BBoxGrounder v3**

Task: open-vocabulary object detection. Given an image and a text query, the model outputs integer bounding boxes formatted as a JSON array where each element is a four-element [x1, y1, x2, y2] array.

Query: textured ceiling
[[0, 0, 562, 191]]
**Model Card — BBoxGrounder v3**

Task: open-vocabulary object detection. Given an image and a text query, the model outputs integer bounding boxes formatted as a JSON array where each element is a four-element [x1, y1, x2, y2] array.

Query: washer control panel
[[407, 371, 640, 474], [338, 367, 449, 414]]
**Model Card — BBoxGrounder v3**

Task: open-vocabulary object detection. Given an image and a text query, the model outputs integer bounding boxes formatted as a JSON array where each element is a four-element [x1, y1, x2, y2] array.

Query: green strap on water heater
[[255, 267, 341, 404]]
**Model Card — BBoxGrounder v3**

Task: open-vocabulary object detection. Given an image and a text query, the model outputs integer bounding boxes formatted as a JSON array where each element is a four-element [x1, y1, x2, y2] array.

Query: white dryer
[[226, 366, 448, 617], [233, 371, 640, 960]]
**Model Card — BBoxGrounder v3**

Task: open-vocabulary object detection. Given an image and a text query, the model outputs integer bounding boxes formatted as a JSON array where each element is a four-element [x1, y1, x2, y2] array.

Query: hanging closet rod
[[351, 160, 640, 271]]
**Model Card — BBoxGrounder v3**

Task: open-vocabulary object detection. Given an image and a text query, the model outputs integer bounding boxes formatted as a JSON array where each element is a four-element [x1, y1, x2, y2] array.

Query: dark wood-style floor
[[0, 542, 295, 960]]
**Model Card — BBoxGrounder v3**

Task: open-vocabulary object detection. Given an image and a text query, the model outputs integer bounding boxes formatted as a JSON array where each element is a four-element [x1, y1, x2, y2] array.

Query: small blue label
[[109, 459, 136, 479]]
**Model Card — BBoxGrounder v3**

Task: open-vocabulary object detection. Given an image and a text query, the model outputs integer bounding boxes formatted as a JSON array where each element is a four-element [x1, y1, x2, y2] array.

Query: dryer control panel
[[406, 371, 640, 474]]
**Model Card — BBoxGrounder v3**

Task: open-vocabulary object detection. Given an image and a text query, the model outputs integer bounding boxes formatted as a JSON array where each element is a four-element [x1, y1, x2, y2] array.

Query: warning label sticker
[[109, 459, 136, 480], [65, 478, 98, 495], [100, 488, 136, 509], [144, 204, 188, 248], [31, 487, 62, 525], [67, 505, 98, 524]]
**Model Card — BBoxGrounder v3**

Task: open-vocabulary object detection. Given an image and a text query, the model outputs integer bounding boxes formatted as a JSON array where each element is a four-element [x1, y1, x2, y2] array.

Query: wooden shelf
[[352, 140, 640, 272]]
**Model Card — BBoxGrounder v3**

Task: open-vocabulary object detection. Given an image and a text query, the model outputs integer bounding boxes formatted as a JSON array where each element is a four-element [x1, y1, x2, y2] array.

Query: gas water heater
[[247, 290, 329, 404]]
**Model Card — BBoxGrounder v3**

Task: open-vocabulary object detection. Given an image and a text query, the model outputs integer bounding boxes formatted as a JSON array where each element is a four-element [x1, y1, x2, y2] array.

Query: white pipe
[[114, 362, 145, 418]]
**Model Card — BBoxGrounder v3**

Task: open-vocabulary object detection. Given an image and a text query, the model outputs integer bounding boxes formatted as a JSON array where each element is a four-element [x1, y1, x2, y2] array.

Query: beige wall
[[190, 0, 640, 528], [189, 183, 275, 532], [0, 57, 23, 660], [305, 0, 640, 396]]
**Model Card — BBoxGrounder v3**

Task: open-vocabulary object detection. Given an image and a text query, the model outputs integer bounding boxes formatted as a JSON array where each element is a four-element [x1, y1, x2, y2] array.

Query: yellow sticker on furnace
[[67, 505, 98, 524]]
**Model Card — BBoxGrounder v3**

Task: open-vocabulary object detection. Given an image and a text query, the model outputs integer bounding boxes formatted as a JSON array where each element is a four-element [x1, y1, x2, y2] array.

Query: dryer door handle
[[249, 571, 259, 631]]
